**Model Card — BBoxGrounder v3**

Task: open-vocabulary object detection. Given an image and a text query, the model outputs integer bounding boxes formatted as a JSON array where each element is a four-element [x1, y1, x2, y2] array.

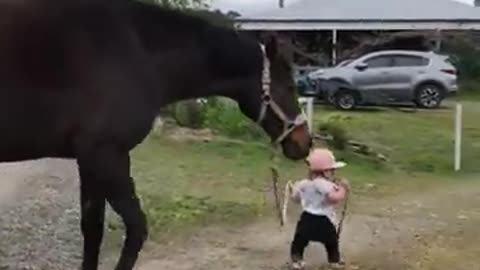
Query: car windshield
[[336, 59, 353, 67]]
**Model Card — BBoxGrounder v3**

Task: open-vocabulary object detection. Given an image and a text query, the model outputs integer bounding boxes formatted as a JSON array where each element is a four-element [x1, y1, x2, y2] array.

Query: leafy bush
[[172, 99, 206, 129], [161, 97, 266, 140], [442, 35, 480, 82], [203, 97, 265, 139], [317, 114, 351, 150], [458, 80, 480, 98], [439, 34, 480, 98]]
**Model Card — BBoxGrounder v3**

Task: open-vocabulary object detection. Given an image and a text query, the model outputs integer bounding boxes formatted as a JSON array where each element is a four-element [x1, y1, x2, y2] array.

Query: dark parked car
[[295, 75, 354, 107]]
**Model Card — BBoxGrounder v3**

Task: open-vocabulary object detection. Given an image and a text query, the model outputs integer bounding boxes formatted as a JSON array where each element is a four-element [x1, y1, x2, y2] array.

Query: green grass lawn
[[116, 100, 480, 240], [313, 101, 480, 174], [129, 135, 306, 239]]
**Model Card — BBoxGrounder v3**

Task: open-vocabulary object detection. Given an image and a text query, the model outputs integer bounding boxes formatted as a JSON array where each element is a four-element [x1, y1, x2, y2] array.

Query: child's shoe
[[328, 261, 346, 269], [291, 260, 306, 270]]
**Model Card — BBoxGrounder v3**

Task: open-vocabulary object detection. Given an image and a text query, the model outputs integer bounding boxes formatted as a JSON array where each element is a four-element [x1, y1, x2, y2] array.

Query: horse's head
[[235, 35, 312, 160]]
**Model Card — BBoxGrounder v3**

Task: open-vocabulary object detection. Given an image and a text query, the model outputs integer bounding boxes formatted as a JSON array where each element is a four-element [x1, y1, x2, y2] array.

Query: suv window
[[337, 59, 353, 67], [364, 56, 393, 68], [393, 55, 429, 67]]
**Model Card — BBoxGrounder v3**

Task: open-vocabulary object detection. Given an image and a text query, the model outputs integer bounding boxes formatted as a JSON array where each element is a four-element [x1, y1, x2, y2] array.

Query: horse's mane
[[0, 0, 206, 32], [0, 0, 267, 88], [126, 1, 210, 32], [125, 1, 265, 78]]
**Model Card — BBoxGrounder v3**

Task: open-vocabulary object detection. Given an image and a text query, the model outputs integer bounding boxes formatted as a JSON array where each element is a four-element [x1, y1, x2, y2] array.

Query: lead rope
[[336, 184, 349, 240], [282, 180, 293, 225], [270, 145, 285, 227], [331, 176, 350, 243]]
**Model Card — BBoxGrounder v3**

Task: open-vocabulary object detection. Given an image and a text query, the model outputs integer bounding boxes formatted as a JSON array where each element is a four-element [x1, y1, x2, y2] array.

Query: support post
[[332, 29, 338, 66], [306, 97, 314, 133], [298, 97, 314, 134], [435, 29, 442, 52], [283, 33, 294, 64], [454, 103, 462, 172]]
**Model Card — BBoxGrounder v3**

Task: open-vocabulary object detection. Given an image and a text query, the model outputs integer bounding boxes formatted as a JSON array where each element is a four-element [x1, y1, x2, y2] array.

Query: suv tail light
[[441, 69, 457, 75]]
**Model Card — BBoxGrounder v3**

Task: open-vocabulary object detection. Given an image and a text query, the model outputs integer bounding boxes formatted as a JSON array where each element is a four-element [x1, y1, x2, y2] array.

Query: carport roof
[[235, 0, 480, 30]]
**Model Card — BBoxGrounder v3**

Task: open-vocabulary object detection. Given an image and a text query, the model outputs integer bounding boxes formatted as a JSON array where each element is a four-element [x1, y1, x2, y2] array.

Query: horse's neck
[[148, 40, 256, 108], [128, 3, 259, 108]]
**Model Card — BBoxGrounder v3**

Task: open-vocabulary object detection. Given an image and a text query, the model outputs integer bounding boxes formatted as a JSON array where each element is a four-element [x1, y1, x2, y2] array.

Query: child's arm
[[315, 178, 349, 205], [326, 184, 347, 205]]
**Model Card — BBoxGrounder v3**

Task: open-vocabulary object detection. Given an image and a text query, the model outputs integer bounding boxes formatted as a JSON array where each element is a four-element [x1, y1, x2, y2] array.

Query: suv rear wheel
[[334, 90, 359, 110], [415, 83, 444, 109]]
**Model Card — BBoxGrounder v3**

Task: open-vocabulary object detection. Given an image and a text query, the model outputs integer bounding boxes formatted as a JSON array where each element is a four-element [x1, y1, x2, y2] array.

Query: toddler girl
[[289, 148, 350, 270]]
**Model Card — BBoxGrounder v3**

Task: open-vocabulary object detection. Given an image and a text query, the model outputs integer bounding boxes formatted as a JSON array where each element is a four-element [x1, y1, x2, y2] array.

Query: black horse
[[0, 0, 312, 269]]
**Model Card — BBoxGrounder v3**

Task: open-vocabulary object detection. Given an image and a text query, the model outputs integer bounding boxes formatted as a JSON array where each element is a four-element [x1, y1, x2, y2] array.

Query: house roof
[[235, 0, 480, 30]]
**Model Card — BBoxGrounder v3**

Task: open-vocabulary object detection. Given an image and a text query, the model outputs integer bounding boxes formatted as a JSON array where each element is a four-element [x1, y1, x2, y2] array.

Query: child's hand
[[338, 178, 351, 192]]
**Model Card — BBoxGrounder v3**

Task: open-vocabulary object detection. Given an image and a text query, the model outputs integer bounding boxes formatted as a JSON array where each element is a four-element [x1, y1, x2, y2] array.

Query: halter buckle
[[262, 93, 271, 102]]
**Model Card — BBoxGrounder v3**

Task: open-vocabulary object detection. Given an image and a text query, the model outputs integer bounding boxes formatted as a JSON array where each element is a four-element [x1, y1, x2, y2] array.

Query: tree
[[187, 9, 235, 28], [139, 0, 209, 9], [226, 10, 241, 19]]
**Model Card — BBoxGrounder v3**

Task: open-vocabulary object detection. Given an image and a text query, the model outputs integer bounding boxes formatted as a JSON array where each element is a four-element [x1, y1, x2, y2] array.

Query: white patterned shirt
[[291, 177, 338, 224]]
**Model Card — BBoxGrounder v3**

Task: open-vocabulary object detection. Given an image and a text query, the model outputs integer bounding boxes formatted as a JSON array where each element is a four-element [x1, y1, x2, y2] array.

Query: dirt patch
[[135, 180, 480, 270], [1, 158, 478, 270]]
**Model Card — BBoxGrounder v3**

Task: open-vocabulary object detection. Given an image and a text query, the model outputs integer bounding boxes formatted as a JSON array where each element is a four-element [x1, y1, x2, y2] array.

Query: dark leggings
[[290, 212, 340, 263]]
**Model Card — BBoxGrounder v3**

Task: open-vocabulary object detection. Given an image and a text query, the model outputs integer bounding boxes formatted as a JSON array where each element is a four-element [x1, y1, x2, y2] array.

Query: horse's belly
[[0, 93, 75, 162], [0, 128, 74, 162]]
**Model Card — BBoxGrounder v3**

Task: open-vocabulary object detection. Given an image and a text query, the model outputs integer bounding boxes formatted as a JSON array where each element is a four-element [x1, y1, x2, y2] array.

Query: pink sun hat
[[306, 148, 346, 171]]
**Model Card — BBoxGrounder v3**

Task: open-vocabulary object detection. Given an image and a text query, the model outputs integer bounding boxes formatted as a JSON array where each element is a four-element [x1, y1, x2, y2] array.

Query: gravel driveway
[[0, 158, 83, 270]]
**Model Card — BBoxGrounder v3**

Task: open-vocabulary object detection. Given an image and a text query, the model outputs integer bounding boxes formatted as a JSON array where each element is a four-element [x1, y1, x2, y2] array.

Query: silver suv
[[308, 50, 458, 110]]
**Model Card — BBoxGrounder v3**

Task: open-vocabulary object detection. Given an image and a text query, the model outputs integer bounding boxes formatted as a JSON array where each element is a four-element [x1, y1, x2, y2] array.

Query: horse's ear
[[258, 32, 279, 59]]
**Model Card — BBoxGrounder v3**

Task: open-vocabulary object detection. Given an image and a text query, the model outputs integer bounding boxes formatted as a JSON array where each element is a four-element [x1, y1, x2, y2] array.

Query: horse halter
[[256, 44, 307, 145]]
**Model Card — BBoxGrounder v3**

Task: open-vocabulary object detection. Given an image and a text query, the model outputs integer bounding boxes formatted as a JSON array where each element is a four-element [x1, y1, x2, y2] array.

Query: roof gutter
[[235, 19, 480, 31]]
